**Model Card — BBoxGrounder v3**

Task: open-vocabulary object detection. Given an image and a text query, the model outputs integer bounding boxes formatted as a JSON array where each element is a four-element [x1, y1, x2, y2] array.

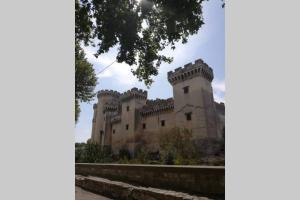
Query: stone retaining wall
[[75, 164, 224, 197], [76, 175, 212, 200]]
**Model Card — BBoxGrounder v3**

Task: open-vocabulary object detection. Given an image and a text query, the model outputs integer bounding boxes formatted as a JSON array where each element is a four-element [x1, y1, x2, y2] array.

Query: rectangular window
[[143, 123, 146, 129], [161, 120, 165, 127], [185, 112, 192, 121], [183, 86, 189, 94], [100, 130, 104, 134], [113, 129, 115, 134], [126, 106, 130, 111], [126, 124, 129, 130]]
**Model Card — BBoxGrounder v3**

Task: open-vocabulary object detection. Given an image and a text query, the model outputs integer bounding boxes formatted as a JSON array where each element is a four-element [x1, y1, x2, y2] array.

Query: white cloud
[[83, 46, 140, 86], [214, 93, 225, 103], [212, 79, 225, 103], [97, 61, 139, 85], [212, 79, 225, 93]]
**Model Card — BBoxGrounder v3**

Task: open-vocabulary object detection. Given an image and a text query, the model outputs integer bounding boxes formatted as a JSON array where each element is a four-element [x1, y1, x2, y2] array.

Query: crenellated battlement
[[167, 58, 214, 85], [140, 98, 174, 116], [97, 89, 121, 98], [90, 58, 224, 150], [120, 87, 147, 102], [103, 102, 119, 113]]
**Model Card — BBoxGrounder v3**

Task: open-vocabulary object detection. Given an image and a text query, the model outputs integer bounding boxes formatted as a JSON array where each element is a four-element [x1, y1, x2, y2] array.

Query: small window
[[113, 129, 116, 134], [143, 123, 146, 129], [161, 120, 165, 127], [126, 124, 129, 130], [185, 112, 192, 121], [126, 106, 130, 111], [183, 86, 189, 94], [100, 130, 104, 134]]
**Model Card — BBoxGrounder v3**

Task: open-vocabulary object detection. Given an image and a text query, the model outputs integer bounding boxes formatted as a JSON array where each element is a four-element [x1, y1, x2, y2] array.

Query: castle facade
[[90, 58, 225, 155]]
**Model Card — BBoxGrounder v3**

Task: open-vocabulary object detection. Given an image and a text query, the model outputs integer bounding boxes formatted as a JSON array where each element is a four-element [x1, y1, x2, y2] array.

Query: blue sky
[[75, 0, 225, 143]]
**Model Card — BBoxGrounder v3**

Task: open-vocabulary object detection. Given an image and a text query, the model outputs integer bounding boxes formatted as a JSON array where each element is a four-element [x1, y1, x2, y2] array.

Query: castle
[[89, 58, 225, 155]]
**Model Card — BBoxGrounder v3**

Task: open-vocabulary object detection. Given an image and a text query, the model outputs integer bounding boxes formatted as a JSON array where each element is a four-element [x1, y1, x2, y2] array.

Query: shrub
[[84, 143, 102, 162], [75, 143, 113, 163], [159, 127, 197, 165], [163, 150, 175, 165], [119, 148, 131, 160], [75, 143, 86, 163]]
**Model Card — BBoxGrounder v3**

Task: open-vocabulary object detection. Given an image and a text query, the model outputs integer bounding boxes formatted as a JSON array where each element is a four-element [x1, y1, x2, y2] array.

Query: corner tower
[[92, 90, 121, 146], [168, 58, 218, 139]]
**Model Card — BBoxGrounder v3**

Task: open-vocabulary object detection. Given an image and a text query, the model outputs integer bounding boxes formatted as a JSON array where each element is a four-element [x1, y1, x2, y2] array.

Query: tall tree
[[75, 42, 97, 123], [76, 0, 207, 86], [74, 0, 224, 122]]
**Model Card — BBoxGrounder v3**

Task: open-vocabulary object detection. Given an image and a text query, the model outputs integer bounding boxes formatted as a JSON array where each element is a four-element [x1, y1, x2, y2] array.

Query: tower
[[92, 90, 121, 146], [167, 59, 218, 139], [119, 88, 147, 154]]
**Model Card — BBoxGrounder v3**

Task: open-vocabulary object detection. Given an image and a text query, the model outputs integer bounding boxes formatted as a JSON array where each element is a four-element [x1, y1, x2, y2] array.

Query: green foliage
[[75, 142, 86, 162], [75, 43, 97, 102], [75, 42, 97, 123], [163, 151, 175, 165], [119, 148, 131, 160], [75, 0, 93, 45], [75, 127, 225, 165], [75, 99, 80, 123], [75, 0, 207, 86], [159, 127, 197, 165], [75, 143, 113, 163]]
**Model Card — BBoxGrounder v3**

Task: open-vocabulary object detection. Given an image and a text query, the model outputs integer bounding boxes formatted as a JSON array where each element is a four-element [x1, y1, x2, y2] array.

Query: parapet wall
[[140, 98, 174, 116], [120, 87, 147, 102], [168, 58, 214, 85], [75, 163, 224, 197], [97, 90, 121, 98]]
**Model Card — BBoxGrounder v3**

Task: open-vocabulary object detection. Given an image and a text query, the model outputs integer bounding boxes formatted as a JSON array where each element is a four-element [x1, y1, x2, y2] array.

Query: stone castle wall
[[90, 58, 225, 155]]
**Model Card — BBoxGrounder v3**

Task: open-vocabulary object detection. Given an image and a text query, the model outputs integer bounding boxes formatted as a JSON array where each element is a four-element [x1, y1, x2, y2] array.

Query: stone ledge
[[76, 175, 214, 200], [76, 164, 224, 196]]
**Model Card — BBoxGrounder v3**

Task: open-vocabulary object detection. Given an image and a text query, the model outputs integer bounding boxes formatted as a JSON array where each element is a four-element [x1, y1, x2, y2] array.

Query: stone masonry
[[90, 58, 225, 155]]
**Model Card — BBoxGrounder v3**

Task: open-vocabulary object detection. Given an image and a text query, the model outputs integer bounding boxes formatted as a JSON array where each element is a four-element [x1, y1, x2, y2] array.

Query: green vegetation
[[76, 128, 224, 165], [75, 0, 209, 86], [74, 0, 224, 122], [75, 143, 113, 163], [75, 42, 97, 123]]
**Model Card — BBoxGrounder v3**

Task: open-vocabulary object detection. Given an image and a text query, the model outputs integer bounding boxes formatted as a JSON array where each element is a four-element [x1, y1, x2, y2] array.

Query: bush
[[75, 143, 86, 163], [119, 148, 131, 160], [163, 150, 175, 165], [83, 143, 102, 162], [75, 143, 113, 163], [159, 127, 197, 165], [75, 127, 225, 166]]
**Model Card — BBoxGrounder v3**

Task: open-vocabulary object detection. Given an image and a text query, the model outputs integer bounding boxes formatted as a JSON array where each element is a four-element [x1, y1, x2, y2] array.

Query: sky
[[75, 0, 225, 143]]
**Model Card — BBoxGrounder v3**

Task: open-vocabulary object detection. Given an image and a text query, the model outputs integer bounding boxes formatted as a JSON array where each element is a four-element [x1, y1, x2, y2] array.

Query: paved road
[[75, 186, 113, 200]]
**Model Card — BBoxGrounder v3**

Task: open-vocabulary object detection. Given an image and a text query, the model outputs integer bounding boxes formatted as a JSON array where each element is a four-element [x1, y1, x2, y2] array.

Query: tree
[[159, 127, 197, 164], [74, 0, 224, 122], [75, 42, 97, 122], [76, 0, 207, 86]]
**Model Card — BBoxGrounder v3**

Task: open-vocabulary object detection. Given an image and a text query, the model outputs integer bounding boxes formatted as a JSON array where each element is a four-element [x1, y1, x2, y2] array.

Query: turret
[[168, 58, 218, 139], [92, 90, 121, 146], [119, 88, 147, 154]]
